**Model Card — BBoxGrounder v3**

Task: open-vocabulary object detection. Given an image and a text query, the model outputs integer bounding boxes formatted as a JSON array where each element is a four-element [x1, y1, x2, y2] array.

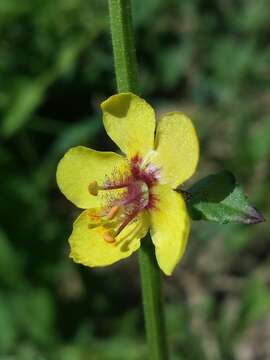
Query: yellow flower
[[56, 93, 199, 275]]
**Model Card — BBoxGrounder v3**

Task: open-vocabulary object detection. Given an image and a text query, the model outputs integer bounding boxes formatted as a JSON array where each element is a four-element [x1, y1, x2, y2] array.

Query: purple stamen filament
[[88, 153, 160, 242]]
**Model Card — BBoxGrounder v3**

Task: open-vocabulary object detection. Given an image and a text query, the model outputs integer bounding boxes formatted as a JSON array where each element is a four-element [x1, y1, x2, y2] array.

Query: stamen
[[87, 209, 101, 222], [87, 209, 102, 229], [107, 205, 120, 220], [115, 209, 140, 236], [88, 154, 160, 246], [88, 181, 99, 196], [103, 230, 116, 244], [103, 183, 130, 191], [88, 180, 130, 196]]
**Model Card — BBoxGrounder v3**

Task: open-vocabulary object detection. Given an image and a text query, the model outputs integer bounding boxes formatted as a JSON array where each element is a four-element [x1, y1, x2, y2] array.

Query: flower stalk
[[109, 0, 169, 358]]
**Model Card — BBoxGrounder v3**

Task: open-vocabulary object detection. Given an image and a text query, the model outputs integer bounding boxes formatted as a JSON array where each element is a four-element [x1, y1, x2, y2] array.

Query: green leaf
[[183, 171, 264, 224]]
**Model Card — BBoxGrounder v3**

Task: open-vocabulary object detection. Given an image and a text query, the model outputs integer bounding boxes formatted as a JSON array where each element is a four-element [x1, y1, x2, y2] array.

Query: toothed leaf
[[183, 171, 264, 224]]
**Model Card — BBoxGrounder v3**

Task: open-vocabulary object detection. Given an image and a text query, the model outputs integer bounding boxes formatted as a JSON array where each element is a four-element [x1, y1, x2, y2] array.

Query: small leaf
[[182, 171, 264, 224]]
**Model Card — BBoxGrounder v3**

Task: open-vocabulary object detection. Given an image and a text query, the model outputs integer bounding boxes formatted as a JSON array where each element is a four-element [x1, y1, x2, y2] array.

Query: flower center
[[87, 153, 160, 244]]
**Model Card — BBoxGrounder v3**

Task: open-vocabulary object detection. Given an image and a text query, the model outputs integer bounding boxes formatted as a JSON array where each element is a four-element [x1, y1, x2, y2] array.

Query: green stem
[[139, 236, 169, 360], [109, 1, 168, 359], [109, 0, 138, 93]]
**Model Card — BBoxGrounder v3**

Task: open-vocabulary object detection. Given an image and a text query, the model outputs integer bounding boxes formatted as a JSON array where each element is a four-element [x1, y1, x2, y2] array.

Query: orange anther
[[88, 181, 98, 196], [103, 231, 116, 244], [107, 205, 120, 220], [87, 209, 101, 222]]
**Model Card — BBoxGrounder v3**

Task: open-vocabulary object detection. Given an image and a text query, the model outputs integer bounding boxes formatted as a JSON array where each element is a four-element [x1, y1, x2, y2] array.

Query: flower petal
[[56, 146, 128, 209], [101, 93, 156, 158], [150, 185, 190, 275], [69, 209, 149, 267], [153, 112, 199, 188]]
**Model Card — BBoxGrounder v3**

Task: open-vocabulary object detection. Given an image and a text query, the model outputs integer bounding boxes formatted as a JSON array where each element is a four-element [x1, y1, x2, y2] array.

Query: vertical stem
[[109, 0, 138, 93], [139, 236, 169, 360], [109, 1, 169, 359]]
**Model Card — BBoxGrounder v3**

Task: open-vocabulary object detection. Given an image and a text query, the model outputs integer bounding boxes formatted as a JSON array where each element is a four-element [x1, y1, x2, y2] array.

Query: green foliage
[[0, 0, 269, 359], [185, 171, 264, 224]]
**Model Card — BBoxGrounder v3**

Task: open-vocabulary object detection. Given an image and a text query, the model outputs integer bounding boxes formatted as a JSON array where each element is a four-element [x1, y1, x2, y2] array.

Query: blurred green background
[[1, 0, 269, 359]]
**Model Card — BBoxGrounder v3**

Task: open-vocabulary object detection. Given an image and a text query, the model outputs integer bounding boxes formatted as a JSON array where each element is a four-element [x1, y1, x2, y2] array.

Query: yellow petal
[[150, 185, 190, 276], [69, 209, 150, 267], [56, 146, 128, 209], [101, 93, 156, 158], [153, 112, 199, 188]]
